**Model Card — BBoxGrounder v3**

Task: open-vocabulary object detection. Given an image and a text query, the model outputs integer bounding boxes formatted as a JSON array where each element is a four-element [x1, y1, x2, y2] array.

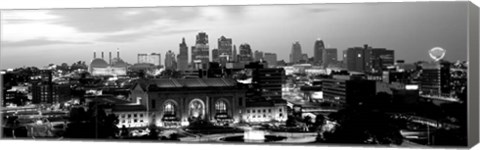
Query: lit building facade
[[138, 53, 161, 67], [90, 51, 128, 76], [218, 36, 233, 61], [130, 78, 247, 128], [243, 100, 287, 123], [31, 84, 71, 104], [191, 32, 210, 69], [238, 43, 253, 65], [113, 104, 148, 128]]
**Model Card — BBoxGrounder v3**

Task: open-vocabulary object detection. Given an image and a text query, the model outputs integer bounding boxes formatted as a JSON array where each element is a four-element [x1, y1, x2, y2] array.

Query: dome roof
[[90, 58, 109, 68], [112, 59, 127, 68]]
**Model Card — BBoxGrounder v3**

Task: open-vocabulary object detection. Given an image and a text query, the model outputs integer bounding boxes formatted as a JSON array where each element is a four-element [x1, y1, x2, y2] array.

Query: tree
[[303, 116, 312, 127], [320, 106, 403, 145], [313, 115, 325, 129], [286, 115, 297, 127]]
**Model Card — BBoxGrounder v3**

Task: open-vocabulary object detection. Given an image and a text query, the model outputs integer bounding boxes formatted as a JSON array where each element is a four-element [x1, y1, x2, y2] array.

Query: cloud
[[97, 28, 199, 43], [2, 38, 91, 48], [47, 7, 202, 33]]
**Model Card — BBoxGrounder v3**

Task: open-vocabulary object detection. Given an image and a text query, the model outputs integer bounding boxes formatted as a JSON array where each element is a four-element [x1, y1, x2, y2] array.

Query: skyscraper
[[165, 50, 176, 70], [177, 38, 189, 71], [314, 39, 325, 65], [369, 48, 395, 73], [264, 52, 277, 68], [232, 45, 238, 62], [344, 45, 394, 73], [238, 43, 253, 64], [323, 48, 338, 68], [218, 36, 233, 61], [192, 32, 210, 69], [254, 50, 264, 62], [419, 61, 451, 97], [289, 41, 302, 64]]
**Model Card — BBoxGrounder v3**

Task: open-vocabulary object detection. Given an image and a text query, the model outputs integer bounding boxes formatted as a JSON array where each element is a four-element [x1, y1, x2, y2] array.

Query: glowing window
[[164, 102, 175, 115], [215, 101, 227, 113]]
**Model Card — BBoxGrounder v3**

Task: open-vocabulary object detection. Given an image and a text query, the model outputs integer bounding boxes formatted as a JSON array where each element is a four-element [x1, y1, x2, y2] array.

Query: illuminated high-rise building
[[191, 32, 210, 69], [238, 43, 253, 64], [218, 36, 233, 61]]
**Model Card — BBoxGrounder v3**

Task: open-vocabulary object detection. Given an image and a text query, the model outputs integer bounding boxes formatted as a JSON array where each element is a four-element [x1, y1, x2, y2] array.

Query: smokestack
[[109, 51, 112, 64], [101, 52, 104, 59], [94, 51, 96, 58], [117, 48, 120, 59]]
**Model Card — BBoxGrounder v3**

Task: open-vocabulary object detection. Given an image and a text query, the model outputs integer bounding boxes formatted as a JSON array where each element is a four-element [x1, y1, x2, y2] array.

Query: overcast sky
[[0, 2, 469, 69]]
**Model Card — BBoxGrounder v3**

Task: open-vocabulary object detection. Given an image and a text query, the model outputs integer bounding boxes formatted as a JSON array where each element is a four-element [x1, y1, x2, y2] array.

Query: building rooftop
[[135, 78, 239, 91], [112, 104, 146, 112], [90, 58, 109, 68], [85, 95, 131, 105]]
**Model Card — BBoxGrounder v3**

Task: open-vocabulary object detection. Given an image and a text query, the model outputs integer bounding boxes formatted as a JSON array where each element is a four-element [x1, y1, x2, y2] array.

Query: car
[[130, 129, 149, 137]]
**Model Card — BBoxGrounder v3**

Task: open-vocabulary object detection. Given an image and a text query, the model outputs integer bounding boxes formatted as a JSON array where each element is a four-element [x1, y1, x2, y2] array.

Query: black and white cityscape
[[0, 2, 471, 147]]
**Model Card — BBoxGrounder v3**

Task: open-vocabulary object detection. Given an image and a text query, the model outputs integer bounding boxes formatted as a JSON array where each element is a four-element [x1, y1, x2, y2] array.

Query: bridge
[[391, 114, 460, 129], [420, 94, 461, 103]]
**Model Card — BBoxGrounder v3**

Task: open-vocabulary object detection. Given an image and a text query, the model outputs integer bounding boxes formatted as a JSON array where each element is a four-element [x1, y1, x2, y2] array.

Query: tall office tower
[[177, 38, 189, 71], [264, 52, 278, 68], [238, 43, 253, 64], [344, 44, 394, 73], [191, 32, 210, 69], [322, 75, 376, 105], [232, 45, 238, 62], [323, 48, 338, 68], [289, 41, 302, 64], [138, 53, 162, 66], [314, 39, 325, 65], [246, 63, 286, 100], [218, 36, 233, 60], [254, 50, 264, 62], [165, 50, 176, 70], [420, 61, 451, 97], [369, 48, 395, 73], [212, 48, 219, 62]]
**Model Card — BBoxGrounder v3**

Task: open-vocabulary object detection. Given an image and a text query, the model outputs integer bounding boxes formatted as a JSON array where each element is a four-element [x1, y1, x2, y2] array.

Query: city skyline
[[0, 2, 469, 69]]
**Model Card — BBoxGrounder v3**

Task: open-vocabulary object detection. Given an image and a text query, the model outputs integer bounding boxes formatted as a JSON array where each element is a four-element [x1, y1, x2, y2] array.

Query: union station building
[[130, 78, 248, 128]]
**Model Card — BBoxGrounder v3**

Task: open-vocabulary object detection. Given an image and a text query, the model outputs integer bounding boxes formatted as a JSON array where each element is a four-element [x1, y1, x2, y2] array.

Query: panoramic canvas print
[[0, 1, 473, 148]]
